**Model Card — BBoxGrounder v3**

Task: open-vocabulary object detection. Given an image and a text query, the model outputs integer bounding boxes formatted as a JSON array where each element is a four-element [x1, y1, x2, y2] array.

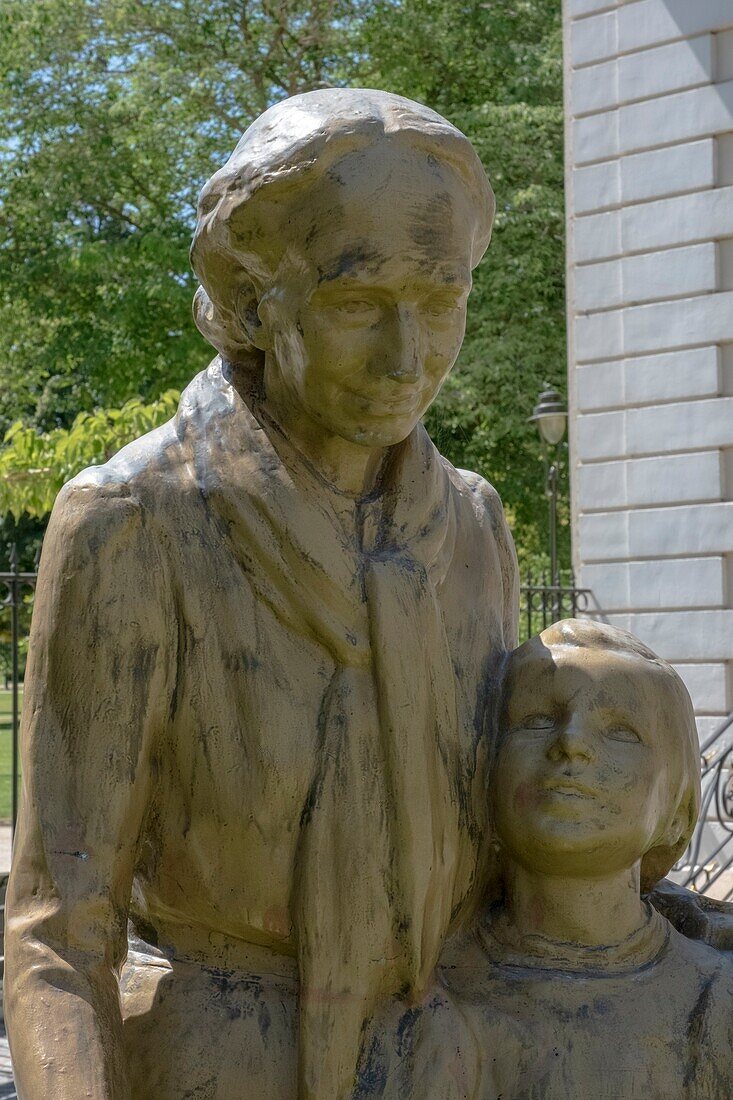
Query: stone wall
[[563, 0, 733, 743]]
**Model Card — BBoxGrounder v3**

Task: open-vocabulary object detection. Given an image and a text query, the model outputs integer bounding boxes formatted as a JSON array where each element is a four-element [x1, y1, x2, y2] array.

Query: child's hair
[[497, 618, 701, 893]]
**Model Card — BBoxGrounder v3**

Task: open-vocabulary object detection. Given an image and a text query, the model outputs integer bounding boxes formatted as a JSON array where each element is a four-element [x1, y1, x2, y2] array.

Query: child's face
[[493, 639, 676, 880]]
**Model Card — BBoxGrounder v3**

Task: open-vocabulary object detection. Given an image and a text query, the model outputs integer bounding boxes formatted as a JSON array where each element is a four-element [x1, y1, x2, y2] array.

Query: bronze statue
[[5, 89, 517, 1099]]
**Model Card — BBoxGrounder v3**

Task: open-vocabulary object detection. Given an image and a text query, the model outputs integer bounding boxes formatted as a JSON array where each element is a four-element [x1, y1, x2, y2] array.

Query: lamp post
[[530, 386, 568, 593]]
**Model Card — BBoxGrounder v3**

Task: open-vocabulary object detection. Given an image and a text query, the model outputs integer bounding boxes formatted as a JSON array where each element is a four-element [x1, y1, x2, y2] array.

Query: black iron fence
[[519, 569, 592, 643], [0, 549, 38, 834], [676, 711, 733, 900]]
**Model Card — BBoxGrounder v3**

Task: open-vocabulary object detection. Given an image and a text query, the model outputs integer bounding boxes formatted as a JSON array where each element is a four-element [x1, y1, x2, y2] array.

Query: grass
[[0, 690, 20, 823]]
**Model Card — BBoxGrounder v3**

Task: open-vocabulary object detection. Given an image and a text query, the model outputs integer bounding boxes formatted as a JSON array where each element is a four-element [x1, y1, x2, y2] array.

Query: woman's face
[[259, 143, 477, 448]]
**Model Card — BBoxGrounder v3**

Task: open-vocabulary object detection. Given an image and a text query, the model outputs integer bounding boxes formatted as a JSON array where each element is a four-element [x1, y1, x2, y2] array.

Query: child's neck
[[499, 861, 646, 950]]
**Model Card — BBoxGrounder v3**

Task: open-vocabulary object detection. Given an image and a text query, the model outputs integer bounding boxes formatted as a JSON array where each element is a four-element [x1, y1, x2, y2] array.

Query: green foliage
[[0, 0, 567, 565], [0, 390, 180, 518], [352, 0, 562, 112], [0, 0, 347, 430]]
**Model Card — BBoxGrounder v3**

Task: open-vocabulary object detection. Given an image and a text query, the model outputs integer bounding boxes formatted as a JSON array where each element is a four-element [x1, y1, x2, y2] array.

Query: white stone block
[[625, 347, 721, 406], [578, 510, 630, 560], [576, 408, 626, 461], [628, 502, 733, 557], [582, 557, 726, 611], [573, 58, 618, 116], [620, 80, 733, 157], [622, 185, 733, 257], [571, 10, 618, 67], [618, 0, 733, 55], [719, 134, 733, 188], [718, 28, 733, 84], [601, 609, 733, 661], [574, 112, 620, 167], [626, 397, 733, 455], [574, 209, 621, 263], [569, 0, 616, 17], [573, 186, 733, 264], [671, 663, 730, 713], [576, 347, 721, 411], [577, 294, 733, 362], [620, 292, 733, 356], [575, 257, 623, 312], [580, 502, 733, 561], [620, 140, 716, 205], [575, 242, 718, 312], [574, 160, 621, 215], [576, 360, 625, 410], [575, 308, 624, 361], [578, 452, 723, 510], [619, 34, 713, 106], [574, 109, 619, 165], [624, 242, 717, 305]]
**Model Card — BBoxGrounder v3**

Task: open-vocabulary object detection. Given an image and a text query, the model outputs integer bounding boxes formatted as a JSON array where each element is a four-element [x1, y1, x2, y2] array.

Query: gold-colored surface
[[357, 622, 733, 1098], [6, 88, 732, 1099]]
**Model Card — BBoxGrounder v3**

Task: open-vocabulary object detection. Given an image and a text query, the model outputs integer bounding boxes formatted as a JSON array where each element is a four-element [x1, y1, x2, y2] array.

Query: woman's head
[[493, 619, 700, 892], [191, 89, 495, 447]]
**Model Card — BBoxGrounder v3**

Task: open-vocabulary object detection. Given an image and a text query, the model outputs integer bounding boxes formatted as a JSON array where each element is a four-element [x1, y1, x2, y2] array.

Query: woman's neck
[[497, 861, 646, 950]]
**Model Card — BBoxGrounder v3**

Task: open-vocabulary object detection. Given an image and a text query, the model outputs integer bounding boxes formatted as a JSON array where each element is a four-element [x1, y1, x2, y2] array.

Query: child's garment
[[357, 905, 733, 1100]]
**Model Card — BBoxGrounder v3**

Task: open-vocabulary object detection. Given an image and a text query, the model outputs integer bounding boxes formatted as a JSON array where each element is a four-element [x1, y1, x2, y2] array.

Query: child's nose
[[547, 717, 595, 763]]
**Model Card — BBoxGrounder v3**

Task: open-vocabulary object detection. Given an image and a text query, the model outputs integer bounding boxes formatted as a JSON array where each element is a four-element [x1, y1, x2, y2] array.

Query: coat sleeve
[[458, 469, 519, 651], [5, 476, 176, 1099]]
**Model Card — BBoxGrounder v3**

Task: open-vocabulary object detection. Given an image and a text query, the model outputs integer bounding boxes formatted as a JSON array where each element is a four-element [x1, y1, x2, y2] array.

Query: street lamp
[[530, 386, 568, 592]]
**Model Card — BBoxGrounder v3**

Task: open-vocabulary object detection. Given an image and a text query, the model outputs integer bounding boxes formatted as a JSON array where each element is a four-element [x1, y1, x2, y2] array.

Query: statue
[[356, 620, 733, 1099], [4, 89, 518, 1099]]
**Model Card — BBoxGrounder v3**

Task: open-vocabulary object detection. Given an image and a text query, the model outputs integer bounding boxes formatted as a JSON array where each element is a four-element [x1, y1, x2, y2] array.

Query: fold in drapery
[[295, 557, 462, 1100], [175, 360, 475, 1099]]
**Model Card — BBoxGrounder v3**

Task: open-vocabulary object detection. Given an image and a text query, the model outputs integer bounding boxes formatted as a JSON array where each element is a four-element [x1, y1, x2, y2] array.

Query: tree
[[0, 390, 179, 518], [0, 0, 347, 431]]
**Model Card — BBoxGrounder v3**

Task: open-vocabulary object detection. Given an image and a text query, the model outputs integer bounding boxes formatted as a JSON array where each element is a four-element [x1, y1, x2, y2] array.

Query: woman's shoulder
[[49, 414, 194, 548]]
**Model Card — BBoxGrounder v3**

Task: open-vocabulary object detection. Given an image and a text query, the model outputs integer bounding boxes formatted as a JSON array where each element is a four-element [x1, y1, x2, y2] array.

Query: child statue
[[357, 619, 733, 1099]]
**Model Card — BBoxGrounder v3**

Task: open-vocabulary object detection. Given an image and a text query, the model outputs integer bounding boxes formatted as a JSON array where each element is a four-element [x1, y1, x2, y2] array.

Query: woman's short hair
[[190, 88, 495, 370], [499, 618, 701, 892]]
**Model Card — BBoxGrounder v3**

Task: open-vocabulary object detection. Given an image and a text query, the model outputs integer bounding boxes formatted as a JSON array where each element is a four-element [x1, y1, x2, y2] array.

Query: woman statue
[[5, 89, 518, 1099]]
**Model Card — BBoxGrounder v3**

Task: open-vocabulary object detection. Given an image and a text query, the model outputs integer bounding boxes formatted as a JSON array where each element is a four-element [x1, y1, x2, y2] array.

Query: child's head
[[492, 619, 700, 892]]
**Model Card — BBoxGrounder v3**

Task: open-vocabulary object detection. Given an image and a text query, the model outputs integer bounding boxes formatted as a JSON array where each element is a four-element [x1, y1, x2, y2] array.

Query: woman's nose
[[385, 303, 422, 384], [547, 718, 595, 763]]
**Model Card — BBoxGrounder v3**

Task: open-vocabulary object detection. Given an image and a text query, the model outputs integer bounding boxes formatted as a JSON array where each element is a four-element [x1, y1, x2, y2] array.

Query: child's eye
[[605, 725, 641, 744]]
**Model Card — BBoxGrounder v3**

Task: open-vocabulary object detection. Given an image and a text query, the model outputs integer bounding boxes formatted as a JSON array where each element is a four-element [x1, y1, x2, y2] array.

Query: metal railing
[[519, 570, 592, 642], [0, 548, 38, 836], [676, 711, 733, 900]]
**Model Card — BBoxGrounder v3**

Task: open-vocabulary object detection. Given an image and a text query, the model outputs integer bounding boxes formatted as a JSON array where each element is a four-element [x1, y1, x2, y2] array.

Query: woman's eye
[[336, 298, 378, 314], [421, 296, 460, 317], [605, 726, 641, 744], [520, 714, 556, 731]]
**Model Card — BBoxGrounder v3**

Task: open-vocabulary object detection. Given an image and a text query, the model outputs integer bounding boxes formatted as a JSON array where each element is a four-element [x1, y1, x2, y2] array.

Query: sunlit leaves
[[0, 390, 180, 518]]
